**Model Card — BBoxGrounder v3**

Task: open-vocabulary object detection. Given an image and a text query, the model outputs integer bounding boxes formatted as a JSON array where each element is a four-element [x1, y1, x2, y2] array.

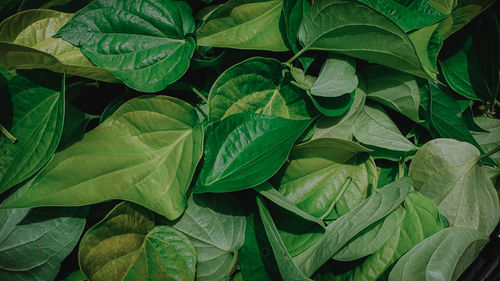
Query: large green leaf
[[0, 9, 117, 82], [0, 70, 64, 193], [8, 96, 204, 220], [169, 194, 245, 281], [472, 117, 500, 165], [409, 138, 500, 235], [388, 227, 488, 281], [276, 138, 376, 220], [208, 57, 314, 121], [363, 65, 421, 122], [298, 0, 430, 79], [79, 202, 196, 281], [0, 187, 86, 281], [310, 53, 358, 98], [196, 0, 288, 51], [193, 112, 311, 193], [55, 0, 196, 92]]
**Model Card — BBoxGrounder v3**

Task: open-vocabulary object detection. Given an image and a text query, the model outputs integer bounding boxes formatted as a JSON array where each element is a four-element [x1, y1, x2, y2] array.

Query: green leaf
[[79, 202, 196, 281], [308, 90, 355, 117], [293, 177, 413, 276], [209, 57, 314, 121], [55, 0, 196, 92], [0, 10, 117, 82], [276, 138, 376, 220], [193, 113, 311, 193], [196, 0, 288, 51], [0, 70, 64, 193], [439, 45, 480, 101], [298, 0, 430, 79], [283, 0, 313, 69], [363, 65, 421, 122], [310, 53, 358, 98], [472, 116, 500, 165], [409, 138, 500, 235], [169, 194, 245, 281], [388, 227, 488, 281], [353, 104, 417, 152], [57, 102, 95, 150], [0, 187, 87, 281], [8, 96, 204, 220]]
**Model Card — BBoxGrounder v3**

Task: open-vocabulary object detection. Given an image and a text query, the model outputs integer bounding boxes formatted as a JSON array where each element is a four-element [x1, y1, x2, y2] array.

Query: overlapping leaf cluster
[[0, 0, 499, 281]]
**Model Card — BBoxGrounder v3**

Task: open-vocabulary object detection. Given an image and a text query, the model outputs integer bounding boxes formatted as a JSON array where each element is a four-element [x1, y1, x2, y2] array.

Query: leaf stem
[[226, 249, 239, 278], [398, 159, 405, 179], [67, 80, 99, 89], [477, 145, 500, 163], [0, 124, 18, 144], [285, 46, 309, 65], [190, 86, 209, 104]]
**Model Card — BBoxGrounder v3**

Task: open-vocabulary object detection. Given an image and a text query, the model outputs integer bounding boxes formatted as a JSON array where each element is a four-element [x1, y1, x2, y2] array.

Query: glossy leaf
[[310, 53, 358, 98], [409, 138, 500, 235], [472, 117, 500, 165], [388, 227, 489, 281], [209, 57, 314, 121], [169, 194, 245, 281], [193, 113, 311, 193], [79, 202, 196, 281], [55, 0, 196, 92], [196, 0, 288, 51], [0, 9, 117, 82], [8, 96, 204, 220], [0, 70, 64, 193]]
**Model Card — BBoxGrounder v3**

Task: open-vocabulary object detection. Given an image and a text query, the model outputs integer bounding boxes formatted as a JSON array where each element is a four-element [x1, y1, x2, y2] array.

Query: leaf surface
[[310, 54, 358, 98]]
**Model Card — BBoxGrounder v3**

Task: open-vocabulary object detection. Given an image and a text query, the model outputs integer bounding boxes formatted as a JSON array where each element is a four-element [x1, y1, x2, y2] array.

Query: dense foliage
[[0, 0, 499, 280]]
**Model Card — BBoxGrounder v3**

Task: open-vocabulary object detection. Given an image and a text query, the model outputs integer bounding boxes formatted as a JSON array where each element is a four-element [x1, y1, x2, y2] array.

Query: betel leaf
[[0, 9, 117, 82], [7, 96, 204, 220], [208, 57, 314, 121], [55, 0, 196, 92], [168, 194, 245, 281], [276, 138, 376, 220], [196, 0, 288, 51], [363, 65, 421, 123], [472, 117, 500, 165], [310, 53, 358, 98], [0, 187, 87, 281], [298, 0, 430, 79], [292, 177, 413, 276], [193, 112, 311, 193], [0, 70, 64, 194], [353, 104, 417, 153], [79, 202, 196, 281], [409, 138, 500, 235], [388, 227, 489, 281]]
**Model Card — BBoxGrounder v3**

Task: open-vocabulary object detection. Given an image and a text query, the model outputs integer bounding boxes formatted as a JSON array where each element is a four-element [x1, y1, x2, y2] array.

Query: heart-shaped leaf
[[310, 54, 358, 98]]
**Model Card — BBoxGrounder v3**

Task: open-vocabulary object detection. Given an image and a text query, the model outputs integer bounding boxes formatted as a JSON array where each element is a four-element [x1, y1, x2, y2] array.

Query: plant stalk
[[0, 124, 18, 144], [190, 86, 209, 104], [477, 145, 500, 163], [285, 45, 310, 65]]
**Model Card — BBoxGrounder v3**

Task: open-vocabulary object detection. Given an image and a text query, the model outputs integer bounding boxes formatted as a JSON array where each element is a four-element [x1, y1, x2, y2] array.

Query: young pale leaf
[[209, 57, 314, 121], [310, 53, 358, 98], [276, 138, 376, 220], [168, 194, 245, 281], [196, 0, 288, 51], [0, 187, 87, 281], [388, 227, 488, 281], [298, 0, 429, 79], [0, 9, 117, 82], [55, 0, 196, 92], [472, 117, 500, 165], [363, 66, 421, 122], [353, 104, 417, 152], [79, 202, 196, 281], [8, 96, 204, 220], [0, 70, 64, 194], [193, 113, 311, 193], [409, 138, 500, 235], [293, 177, 413, 276]]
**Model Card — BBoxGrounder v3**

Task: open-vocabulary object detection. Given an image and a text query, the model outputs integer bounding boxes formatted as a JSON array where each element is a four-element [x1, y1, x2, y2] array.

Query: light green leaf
[[169, 194, 245, 281], [409, 138, 500, 235], [310, 53, 358, 98], [79, 202, 196, 281], [209, 57, 314, 121], [0, 70, 64, 193], [472, 117, 500, 165], [193, 113, 311, 193], [353, 104, 417, 152], [0, 9, 117, 82], [388, 227, 488, 281], [363, 65, 421, 122], [196, 0, 288, 51], [55, 0, 196, 92], [8, 96, 204, 220]]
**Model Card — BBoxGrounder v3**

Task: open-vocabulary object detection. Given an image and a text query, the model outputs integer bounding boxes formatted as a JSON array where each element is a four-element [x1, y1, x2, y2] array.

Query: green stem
[[190, 86, 209, 104], [0, 124, 18, 144], [67, 80, 99, 89], [285, 45, 310, 65], [226, 249, 239, 278], [477, 145, 500, 163], [398, 159, 405, 179], [320, 177, 352, 221]]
